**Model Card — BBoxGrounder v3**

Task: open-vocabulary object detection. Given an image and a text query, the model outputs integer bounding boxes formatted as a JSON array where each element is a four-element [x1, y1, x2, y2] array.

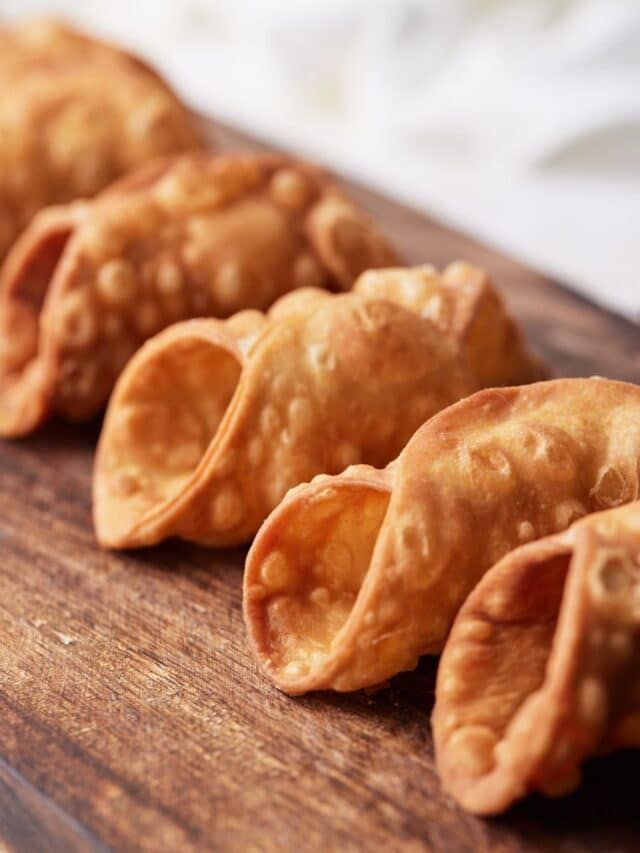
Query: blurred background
[[2, 0, 639, 320]]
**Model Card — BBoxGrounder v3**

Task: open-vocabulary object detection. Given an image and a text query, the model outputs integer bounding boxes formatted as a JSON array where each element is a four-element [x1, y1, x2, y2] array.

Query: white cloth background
[[2, 0, 639, 320]]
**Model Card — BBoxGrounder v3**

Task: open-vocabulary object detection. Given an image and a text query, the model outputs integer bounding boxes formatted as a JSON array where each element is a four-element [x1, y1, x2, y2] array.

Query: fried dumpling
[[0, 18, 204, 261], [434, 500, 640, 814], [244, 378, 640, 694], [94, 264, 543, 549], [0, 152, 397, 436]]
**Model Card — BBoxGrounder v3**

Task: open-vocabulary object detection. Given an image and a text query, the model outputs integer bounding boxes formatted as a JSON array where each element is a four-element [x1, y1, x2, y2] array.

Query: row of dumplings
[[2, 19, 640, 817]]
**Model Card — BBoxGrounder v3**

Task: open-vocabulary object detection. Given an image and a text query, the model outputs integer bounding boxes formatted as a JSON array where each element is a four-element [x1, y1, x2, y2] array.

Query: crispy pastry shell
[[244, 378, 640, 694], [94, 264, 543, 549], [0, 19, 203, 262], [434, 501, 640, 814], [354, 263, 546, 389], [0, 151, 397, 436]]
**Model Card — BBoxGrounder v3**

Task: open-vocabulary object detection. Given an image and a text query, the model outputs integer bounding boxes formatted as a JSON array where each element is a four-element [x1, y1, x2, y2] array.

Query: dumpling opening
[[245, 479, 391, 691], [95, 330, 243, 546], [0, 223, 73, 435], [436, 549, 572, 813]]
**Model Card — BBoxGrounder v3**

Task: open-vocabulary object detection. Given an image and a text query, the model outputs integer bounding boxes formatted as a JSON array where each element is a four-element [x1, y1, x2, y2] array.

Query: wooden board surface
[[1, 119, 639, 853]]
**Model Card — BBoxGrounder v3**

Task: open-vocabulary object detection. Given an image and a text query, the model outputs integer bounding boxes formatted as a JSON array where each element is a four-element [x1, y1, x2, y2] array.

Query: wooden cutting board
[[1, 118, 639, 853]]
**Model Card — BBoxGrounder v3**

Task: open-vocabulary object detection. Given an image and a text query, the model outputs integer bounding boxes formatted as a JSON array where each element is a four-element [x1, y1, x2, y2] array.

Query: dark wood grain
[[0, 118, 639, 853]]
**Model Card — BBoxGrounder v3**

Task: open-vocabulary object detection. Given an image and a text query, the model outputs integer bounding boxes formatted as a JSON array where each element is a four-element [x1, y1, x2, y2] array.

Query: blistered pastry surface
[[94, 284, 468, 549], [0, 152, 399, 435], [0, 19, 203, 262], [434, 500, 640, 814], [354, 262, 548, 388], [244, 378, 640, 694]]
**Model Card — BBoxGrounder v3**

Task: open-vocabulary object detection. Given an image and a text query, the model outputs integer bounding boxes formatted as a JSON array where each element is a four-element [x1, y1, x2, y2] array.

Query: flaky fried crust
[[433, 501, 640, 814], [93, 263, 542, 550], [93, 286, 470, 549], [354, 263, 547, 389], [0, 151, 398, 436], [244, 378, 640, 694], [0, 19, 203, 262]]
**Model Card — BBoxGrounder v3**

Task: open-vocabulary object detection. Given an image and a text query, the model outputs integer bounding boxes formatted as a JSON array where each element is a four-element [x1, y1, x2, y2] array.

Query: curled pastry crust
[[0, 152, 397, 436], [244, 378, 640, 694], [354, 263, 547, 389], [94, 263, 541, 548], [0, 19, 203, 261], [94, 286, 471, 549], [434, 501, 640, 814]]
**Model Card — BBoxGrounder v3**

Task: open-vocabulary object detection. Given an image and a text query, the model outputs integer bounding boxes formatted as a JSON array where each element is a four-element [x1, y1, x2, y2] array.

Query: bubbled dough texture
[[0, 151, 398, 433], [244, 471, 395, 694], [434, 500, 640, 814], [0, 19, 203, 262], [246, 378, 640, 694], [354, 262, 547, 389], [342, 378, 640, 685], [96, 285, 469, 549], [177, 294, 459, 542]]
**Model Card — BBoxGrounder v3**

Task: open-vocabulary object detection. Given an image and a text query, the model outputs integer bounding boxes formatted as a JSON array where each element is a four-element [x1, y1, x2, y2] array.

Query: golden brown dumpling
[[244, 378, 640, 694], [94, 264, 544, 549], [0, 18, 204, 261], [434, 500, 640, 814], [0, 152, 398, 437]]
